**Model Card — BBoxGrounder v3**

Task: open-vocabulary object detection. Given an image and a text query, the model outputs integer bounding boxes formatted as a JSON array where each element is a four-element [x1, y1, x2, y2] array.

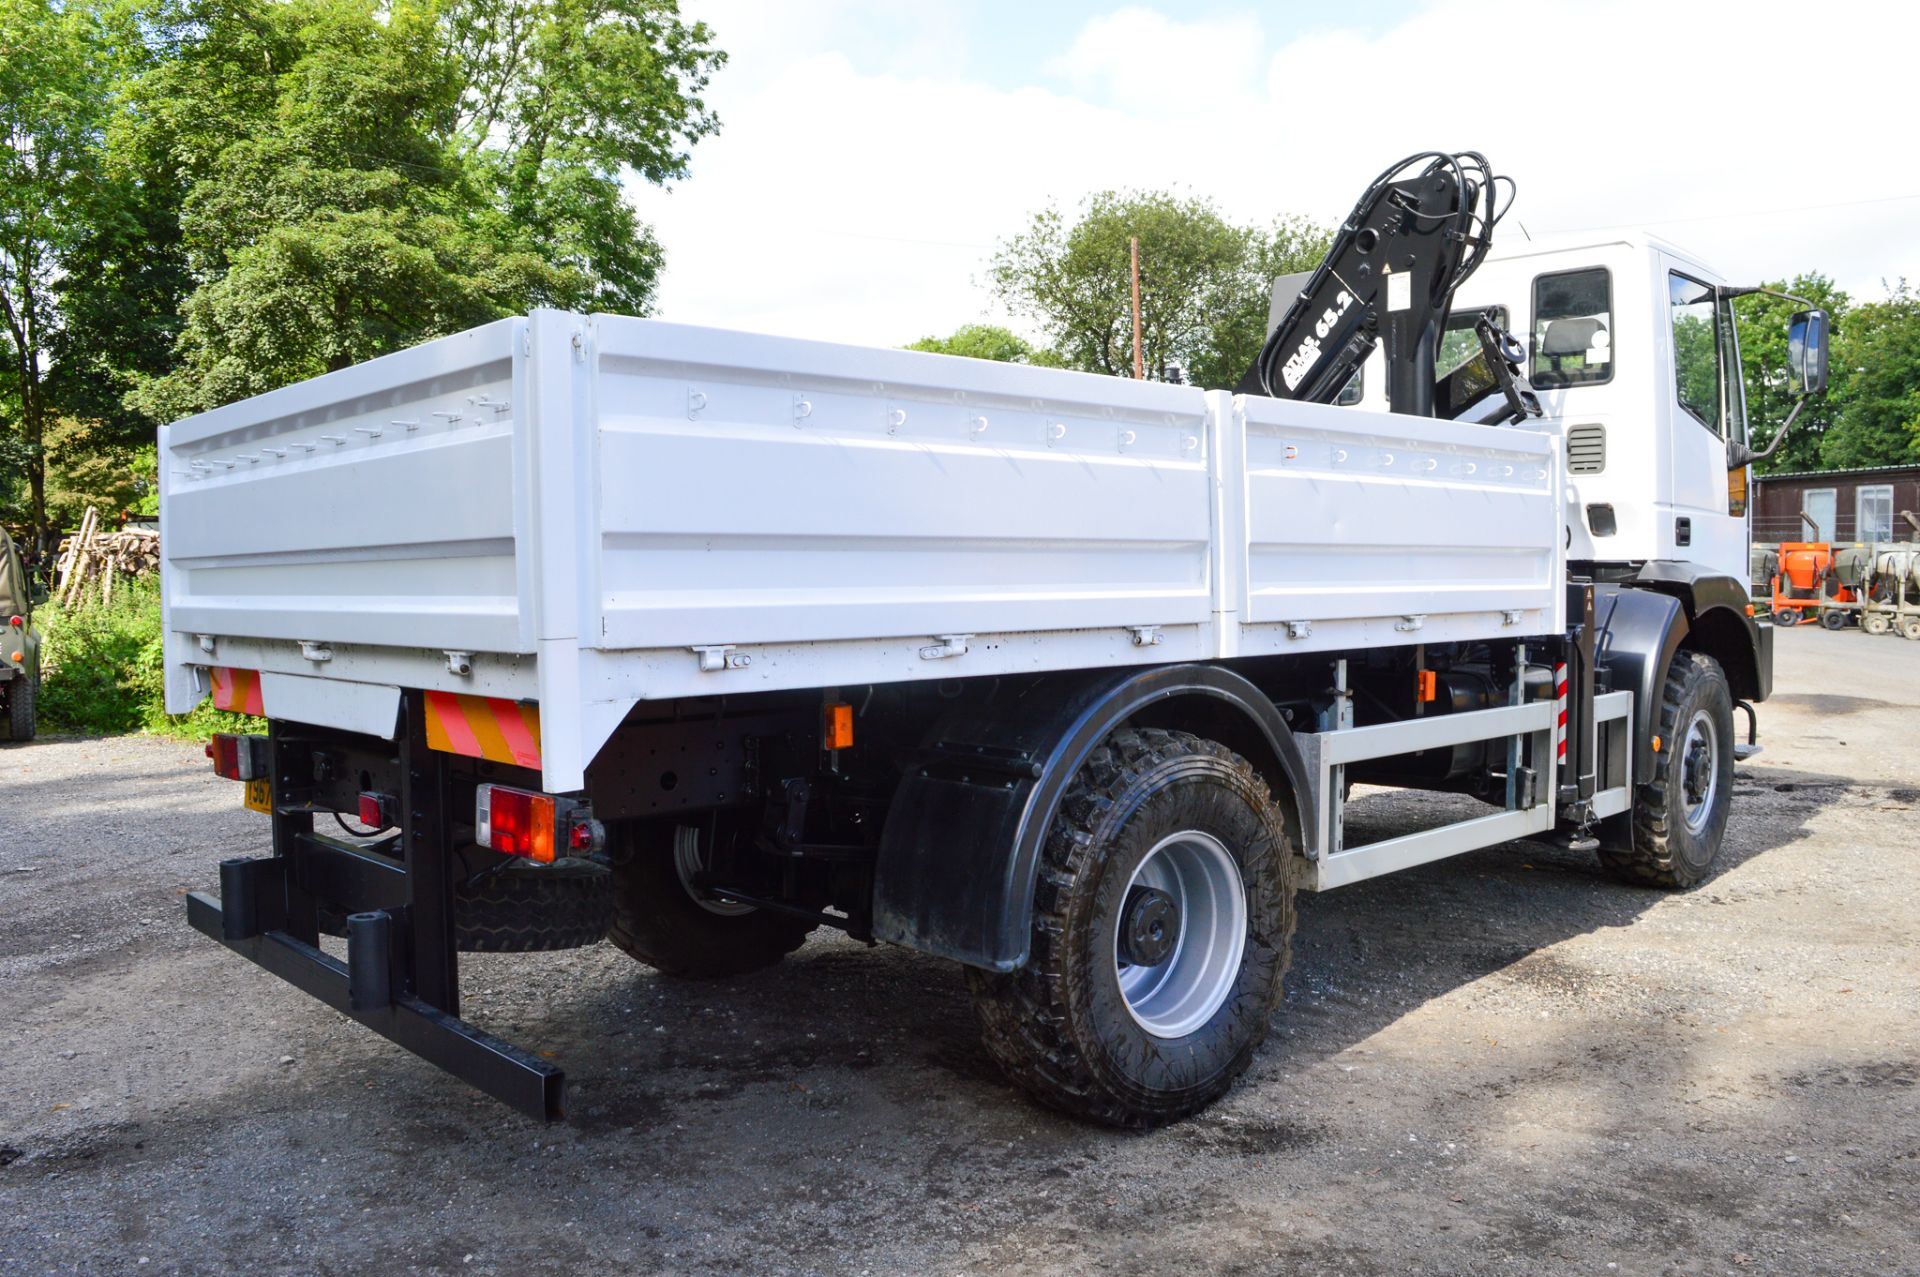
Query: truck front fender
[[871, 664, 1308, 973]]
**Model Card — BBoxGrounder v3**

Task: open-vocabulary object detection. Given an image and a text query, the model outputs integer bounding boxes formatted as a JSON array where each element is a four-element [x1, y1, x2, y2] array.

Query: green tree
[[906, 323, 1062, 366], [1821, 282, 1920, 470], [0, 0, 123, 550], [121, 0, 722, 420], [988, 191, 1329, 390], [1730, 273, 1849, 475]]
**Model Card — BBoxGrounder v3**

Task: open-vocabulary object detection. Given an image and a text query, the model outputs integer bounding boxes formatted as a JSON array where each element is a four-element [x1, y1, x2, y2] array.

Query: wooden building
[[1752, 464, 1920, 544]]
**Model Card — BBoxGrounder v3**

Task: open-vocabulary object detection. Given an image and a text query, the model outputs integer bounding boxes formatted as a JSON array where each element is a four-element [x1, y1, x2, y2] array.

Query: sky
[[630, 0, 1920, 348]]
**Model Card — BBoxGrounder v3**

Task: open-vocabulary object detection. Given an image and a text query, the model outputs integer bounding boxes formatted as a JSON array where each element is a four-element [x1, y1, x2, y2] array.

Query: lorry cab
[[1351, 231, 1755, 588]]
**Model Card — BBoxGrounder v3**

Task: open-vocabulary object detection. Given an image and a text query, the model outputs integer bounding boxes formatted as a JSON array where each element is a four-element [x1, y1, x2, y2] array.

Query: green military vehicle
[[1, 528, 40, 741]]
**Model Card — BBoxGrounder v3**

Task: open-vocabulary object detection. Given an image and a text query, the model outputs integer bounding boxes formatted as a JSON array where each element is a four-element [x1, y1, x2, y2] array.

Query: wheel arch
[[871, 664, 1308, 974]]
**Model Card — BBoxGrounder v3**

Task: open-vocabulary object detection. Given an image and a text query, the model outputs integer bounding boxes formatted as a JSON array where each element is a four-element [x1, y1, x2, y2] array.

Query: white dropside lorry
[[165, 155, 1828, 1125]]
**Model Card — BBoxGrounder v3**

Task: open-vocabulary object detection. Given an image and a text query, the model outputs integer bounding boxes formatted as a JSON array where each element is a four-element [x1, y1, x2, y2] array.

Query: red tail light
[[475, 784, 557, 863], [205, 733, 269, 781]]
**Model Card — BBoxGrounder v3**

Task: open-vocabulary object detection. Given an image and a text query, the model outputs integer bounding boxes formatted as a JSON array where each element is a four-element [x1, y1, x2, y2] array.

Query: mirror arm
[[1717, 285, 1819, 311], [1727, 397, 1806, 470]]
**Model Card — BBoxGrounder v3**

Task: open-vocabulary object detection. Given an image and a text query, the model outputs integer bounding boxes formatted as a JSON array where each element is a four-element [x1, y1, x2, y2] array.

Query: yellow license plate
[[243, 778, 273, 813]]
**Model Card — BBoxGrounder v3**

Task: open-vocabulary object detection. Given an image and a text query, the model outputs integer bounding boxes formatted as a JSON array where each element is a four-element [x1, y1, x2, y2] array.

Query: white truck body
[[162, 309, 1565, 793]]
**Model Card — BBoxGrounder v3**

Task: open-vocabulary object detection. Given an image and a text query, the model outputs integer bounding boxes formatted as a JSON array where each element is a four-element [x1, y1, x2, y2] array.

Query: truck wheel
[[1864, 613, 1892, 636], [5, 671, 34, 741], [966, 729, 1296, 1128], [1598, 651, 1733, 890], [454, 858, 612, 952], [1819, 608, 1848, 630], [607, 823, 814, 977]]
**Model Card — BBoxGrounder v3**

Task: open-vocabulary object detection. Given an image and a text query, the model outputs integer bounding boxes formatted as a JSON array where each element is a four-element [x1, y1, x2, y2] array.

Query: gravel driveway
[[2, 629, 1916, 1276]]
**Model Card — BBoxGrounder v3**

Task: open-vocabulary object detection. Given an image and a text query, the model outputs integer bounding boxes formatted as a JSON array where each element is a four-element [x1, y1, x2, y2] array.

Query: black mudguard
[[1594, 585, 1688, 781], [871, 664, 1307, 973]]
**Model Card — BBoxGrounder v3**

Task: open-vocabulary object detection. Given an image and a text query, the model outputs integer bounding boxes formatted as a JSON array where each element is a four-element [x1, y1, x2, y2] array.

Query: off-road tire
[[5, 671, 34, 741], [1598, 651, 1733, 890], [607, 823, 814, 977], [1770, 607, 1799, 626], [1901, 617, 1920, 642], [1864, 612, 1892, 636], [1819, 608, 1848, 630], [966, 729, 1296, 1128], [454, 858, 611, 951]]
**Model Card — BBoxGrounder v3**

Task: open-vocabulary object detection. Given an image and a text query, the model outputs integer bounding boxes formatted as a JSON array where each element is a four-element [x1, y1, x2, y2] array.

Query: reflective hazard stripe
[[209, 666, 264, 715], [424, 690, 543, 771], [1554, 662, 1569, 761]]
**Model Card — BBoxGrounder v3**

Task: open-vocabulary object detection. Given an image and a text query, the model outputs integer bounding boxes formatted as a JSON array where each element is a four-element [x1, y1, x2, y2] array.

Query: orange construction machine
[[1770, 513, 1854, 628]]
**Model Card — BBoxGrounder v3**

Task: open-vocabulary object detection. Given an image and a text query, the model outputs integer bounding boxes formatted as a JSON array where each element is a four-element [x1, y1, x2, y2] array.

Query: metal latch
[[919, 634, 972, 660], [299, 640, 333, 662], [445, 651, 473, 677], [1501, 609, 1523, 626], [693, 645, 751, 672], [1128, 625, 1162, 647], [1394, 615, 1426, 633], [1285, 620, 1312, 640]]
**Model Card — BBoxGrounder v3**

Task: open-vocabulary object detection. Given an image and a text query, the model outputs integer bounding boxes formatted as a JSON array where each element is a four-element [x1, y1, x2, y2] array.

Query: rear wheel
[[966, 729, 1295, 1128], [4, 671, 34, 741], [1771, 607, 1800, 626], [607, 822, 815, 977], [1902, 617, 1920, 642], [1819, 608, 1848, 630], [454, 858, 612, 952], [1864, 612, 1892, 636], [1598, 651, 1733, 890]]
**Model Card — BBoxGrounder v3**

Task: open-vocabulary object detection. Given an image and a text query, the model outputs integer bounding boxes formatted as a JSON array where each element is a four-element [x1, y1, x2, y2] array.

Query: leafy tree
[[1730, 273, 1849, 475], [988, 191, 1329, 390], [121, 0, 722, 419], [1821, 281, 1920, 470], [0, 0, 122, 549], [906, 323, 1062, 366]]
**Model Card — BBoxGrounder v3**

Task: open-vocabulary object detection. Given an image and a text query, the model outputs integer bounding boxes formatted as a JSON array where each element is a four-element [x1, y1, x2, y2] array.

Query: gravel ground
[[2, 629, 1917, 1276]]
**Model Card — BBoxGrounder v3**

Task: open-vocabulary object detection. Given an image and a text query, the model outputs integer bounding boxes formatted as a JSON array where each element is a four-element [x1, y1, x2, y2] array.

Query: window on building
[[1858, 484, 1894, 542], [1669, 273, 1720, 433], [1531, 269, 1612, 388], [1802, 488, 1836, 542]]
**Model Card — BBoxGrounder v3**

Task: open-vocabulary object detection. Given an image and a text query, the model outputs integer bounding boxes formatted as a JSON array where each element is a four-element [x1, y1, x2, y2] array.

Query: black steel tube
[[220, 857, 260, 941], [347, 910, 393, 1011]]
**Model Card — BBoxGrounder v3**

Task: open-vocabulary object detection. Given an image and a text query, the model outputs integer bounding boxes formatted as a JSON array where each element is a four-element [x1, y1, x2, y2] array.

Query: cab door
[[1664, 265, 1748, 582]]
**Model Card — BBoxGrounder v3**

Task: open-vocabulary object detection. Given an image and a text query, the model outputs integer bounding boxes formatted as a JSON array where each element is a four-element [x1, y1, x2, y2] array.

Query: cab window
[[1669, 272, 1721, 433], [1439, 306, 1511, 381], [1531, 269, 1613, 388]]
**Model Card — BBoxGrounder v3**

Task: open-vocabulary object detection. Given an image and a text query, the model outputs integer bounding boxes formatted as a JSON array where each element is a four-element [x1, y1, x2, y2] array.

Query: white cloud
[[634, 0, 1920, 348]]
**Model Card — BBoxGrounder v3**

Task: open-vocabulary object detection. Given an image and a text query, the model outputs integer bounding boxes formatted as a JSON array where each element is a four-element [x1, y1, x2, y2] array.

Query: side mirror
[[1788, 309, 1830, 397]]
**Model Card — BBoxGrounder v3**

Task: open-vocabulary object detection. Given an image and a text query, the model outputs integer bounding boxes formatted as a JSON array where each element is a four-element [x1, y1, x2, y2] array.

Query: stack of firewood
[[54, 507, 161, 606]]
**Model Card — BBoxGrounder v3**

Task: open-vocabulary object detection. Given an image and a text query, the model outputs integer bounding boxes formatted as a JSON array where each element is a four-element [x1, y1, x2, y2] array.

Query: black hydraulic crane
[[1239, 151, 1536, 424]]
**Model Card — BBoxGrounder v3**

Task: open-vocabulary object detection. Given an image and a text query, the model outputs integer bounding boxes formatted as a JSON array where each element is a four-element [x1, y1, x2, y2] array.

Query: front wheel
[[1598, 651, 1734, 889], [5, 671, 35, 741], [1819, 608, 1848, 630], [1771, 607, 1800, 627], [966, 729, 1296, 1128]]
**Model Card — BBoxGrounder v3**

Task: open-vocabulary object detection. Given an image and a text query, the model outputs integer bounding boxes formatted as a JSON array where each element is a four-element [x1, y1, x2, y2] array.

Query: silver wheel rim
[[1679, 710, 1720, 835], [673, 825, 754, 916], [1113, 830, 1248, 1039]]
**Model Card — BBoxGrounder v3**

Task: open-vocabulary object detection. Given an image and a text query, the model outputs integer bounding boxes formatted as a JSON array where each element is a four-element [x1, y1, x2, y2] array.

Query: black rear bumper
[[188, 858, 565, 1121]]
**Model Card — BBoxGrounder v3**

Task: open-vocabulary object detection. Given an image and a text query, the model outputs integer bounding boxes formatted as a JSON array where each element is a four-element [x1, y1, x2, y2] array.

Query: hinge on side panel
[[1501, 609, 1523, 626], [300, 640, 333, 662], [197, 634, 217, 655], [1395, 615, 1426, 633], [1128, 625, 1162, 647], [445, 651, 473, 677], [1285, 620, 1312, 640], [919, 634, 972, 660], [693, 645, 750, 672]]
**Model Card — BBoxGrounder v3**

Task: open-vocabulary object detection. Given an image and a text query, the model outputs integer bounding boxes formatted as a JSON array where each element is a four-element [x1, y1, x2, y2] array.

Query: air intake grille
[[1567, 423, 1606, 474]]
